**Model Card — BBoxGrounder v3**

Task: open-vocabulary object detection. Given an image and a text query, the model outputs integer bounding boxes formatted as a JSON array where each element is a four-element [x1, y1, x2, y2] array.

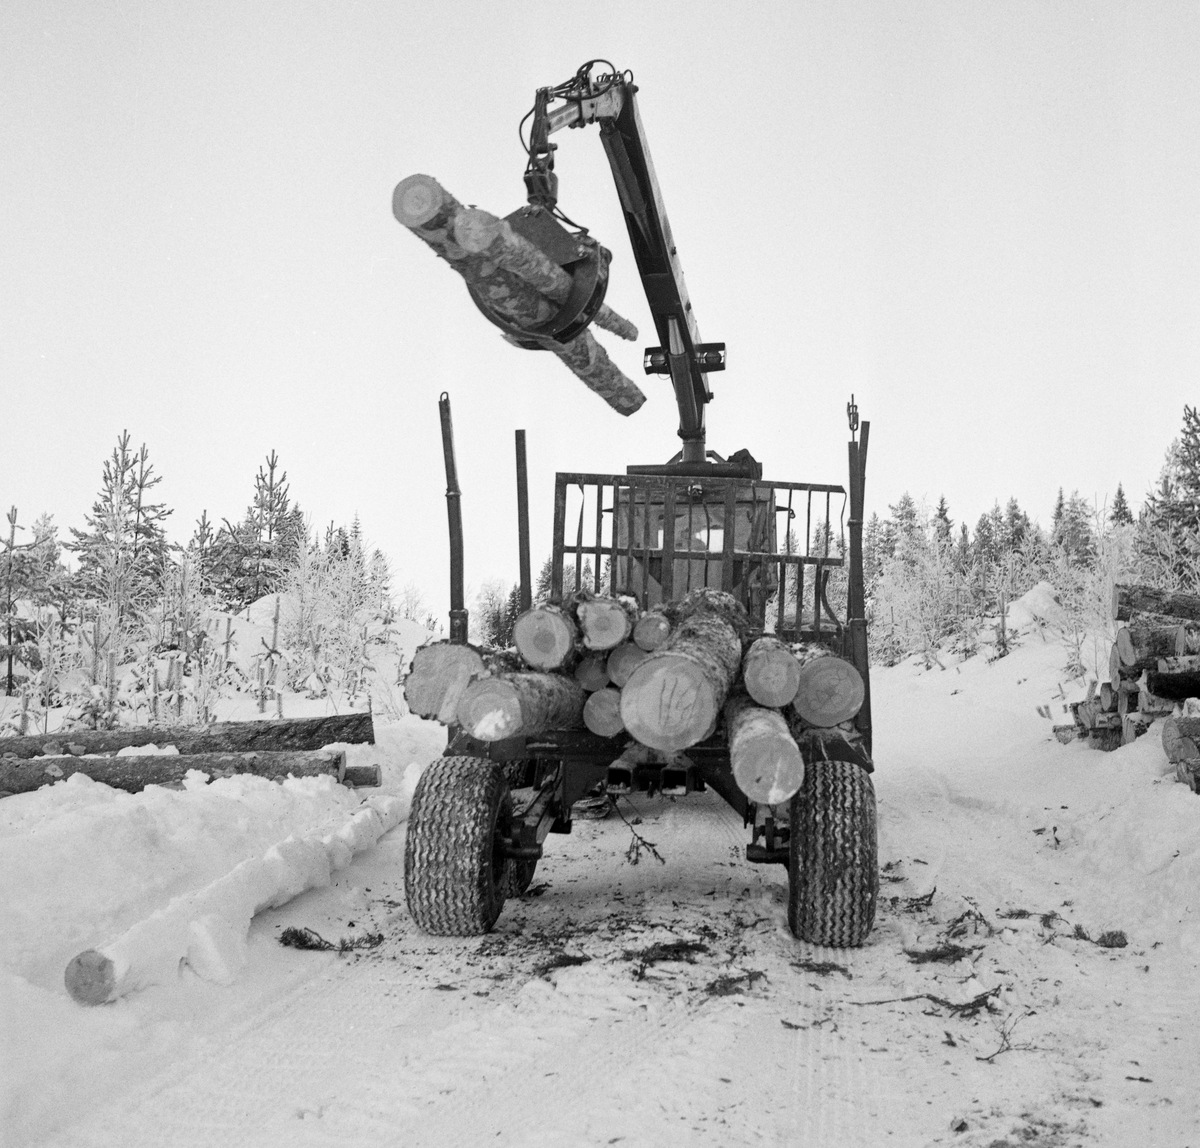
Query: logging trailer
[[400, 62, 877, 948]]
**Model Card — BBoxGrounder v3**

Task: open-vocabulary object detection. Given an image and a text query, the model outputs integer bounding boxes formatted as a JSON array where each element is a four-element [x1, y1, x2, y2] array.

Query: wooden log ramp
[[0, 750, 350, 797], [724, 695, 805, 805], [392, 175, 646, 416], [456, 672, 585, 742], [619, 589, 747, 753]]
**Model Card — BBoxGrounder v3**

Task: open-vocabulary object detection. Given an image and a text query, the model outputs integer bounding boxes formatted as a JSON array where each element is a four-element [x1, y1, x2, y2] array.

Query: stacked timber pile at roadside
[[1063, 583, 1200, 764], [0, 713, 381, 797], [404, 587, 867, 806]]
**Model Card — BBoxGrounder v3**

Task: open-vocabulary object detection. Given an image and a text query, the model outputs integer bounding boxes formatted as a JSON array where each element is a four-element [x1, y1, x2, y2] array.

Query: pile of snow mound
[[1005, 580, 1067, 631], [0, 768, 418, 995]]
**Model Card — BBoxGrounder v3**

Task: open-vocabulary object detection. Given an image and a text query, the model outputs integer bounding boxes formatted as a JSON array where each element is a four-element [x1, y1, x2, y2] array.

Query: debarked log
[[0, 750, 346, 797], [393, 174, 646, 416], [724, 695, 805, 805], [456, 672, 585, 742], [0, 712, 374, 761]]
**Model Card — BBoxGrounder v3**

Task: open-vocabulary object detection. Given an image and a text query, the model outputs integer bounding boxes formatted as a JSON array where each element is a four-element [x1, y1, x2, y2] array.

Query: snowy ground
[[4, 614, 1200, 1147]]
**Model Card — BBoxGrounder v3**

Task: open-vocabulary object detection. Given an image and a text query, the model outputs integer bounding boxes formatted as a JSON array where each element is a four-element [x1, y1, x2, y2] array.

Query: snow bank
[[65, 791, 408, 1004], [0, 717, 439, 997]]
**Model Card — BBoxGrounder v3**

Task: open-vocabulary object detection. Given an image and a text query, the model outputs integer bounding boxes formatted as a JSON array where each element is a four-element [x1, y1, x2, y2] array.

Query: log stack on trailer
[[1065, 583, 1200, 769], [402, 586, 868, 807]]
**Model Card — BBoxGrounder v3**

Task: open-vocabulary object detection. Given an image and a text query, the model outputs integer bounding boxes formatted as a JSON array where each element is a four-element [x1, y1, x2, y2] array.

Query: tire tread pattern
[[405, 756, 510, 936], [788, 759, 878, 947]]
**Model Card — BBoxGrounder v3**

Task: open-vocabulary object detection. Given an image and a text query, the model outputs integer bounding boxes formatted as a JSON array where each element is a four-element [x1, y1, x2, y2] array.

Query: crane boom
[[527, 64, 728, 470]]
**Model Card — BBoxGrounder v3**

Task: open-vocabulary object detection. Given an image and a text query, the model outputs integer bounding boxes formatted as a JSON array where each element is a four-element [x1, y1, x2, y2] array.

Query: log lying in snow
[[452, 206, 637, 342], [791, 655, 865, 728], [0, 750, 347, 797], [742, 636, 802, 708], [1114, 584, 1200, 624], [575, 594, 639, 651], [392, 175, 646, 416], [606, 641, 649, 688], [513, 605, 579, 671], [0, 712, 374, 761], [1157, 655, 1200, 674], [456, 672, 585, 741], [64, 793, 405, 1005], [583, 688, 625, 738], [1116, 625, 1185, 668], [724, 695, 805, 805], [620, 590, 744, 753]]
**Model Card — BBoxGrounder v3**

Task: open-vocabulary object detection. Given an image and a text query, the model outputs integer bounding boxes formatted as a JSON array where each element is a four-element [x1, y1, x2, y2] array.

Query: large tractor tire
[[505, 857, 538, 897], [405, 756, 512, 935], [787, 758, 878, 947]]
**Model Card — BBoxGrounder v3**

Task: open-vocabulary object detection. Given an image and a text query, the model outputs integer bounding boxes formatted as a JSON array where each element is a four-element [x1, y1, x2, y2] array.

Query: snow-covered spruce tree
[[1110, 484, 1133, 527], [210, 452, 304, 611], [68, 432, 172, 637], [1137, 407, 1200, 589]]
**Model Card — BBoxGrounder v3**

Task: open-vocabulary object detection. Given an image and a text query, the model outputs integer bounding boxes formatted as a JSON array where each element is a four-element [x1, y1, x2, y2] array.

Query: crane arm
[[526, 63, 725, 466]]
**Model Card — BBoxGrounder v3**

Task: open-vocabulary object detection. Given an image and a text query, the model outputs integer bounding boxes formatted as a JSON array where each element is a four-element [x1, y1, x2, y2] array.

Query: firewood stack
[[1066, 583, 1200, 757], [403, 587, 867, 806]]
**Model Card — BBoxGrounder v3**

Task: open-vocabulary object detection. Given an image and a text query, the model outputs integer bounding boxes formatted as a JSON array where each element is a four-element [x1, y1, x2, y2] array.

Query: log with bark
[[742, 636, 802, 708], [583, 687, 625, 738], [724, 695, 805, 805], [392, 175, 646, 416], [573, 653, 611, 692], [1113, 584, 1200, 624], [791, 655, 865, 728], [404, 642, 486, 723], [1138, 686, 1175, 716], [1123, 713, 1156, 746], [0, 712, 374, 761], [1161, 716, 1200, 763], [512, 605, 579, 671], [1144, 669, 1200, 703], [452, 206, 637, 342], [1157, 655, 1200, 674], [619, 589, 745, 753], [1109, 644, 1141, 691], [0, 749, 346, 797], [575, 593, 640, 651], [1116, 624, 1185, 668], [456, 672, 585, 742], [606, 641, 649, 688]]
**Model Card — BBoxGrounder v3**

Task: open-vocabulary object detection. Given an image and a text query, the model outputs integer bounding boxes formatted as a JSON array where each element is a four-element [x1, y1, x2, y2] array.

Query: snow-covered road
[[5, 629, 1200, 1147]]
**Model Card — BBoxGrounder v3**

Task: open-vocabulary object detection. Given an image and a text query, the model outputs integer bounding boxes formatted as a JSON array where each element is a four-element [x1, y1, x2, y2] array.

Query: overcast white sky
[[2, 1, 1197, 615]]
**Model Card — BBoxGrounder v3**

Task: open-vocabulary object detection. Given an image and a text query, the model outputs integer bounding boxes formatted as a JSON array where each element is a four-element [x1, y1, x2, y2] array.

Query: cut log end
[[513, 607, 577, 671], [792, 656, 865, 728], [65, 949, 117, 1006], [743, 636, 802, 709], [633, 613, 672, 651], [583, 688, 625, 738], [606, 641, 649, 688], [392, 174, 454, 229], [457, 679, 523, 742], [620, 657, 718, 753]]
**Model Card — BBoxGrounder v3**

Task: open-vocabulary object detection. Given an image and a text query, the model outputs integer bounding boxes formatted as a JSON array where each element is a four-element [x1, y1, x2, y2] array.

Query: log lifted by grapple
[[398, 62, 878, 948]]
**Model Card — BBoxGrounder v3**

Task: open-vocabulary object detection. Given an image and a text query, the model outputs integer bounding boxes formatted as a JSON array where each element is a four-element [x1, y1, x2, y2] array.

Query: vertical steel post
[[847, 420, 871, 753], [515, 429, 532, 613], [438, 393, 468, 644]]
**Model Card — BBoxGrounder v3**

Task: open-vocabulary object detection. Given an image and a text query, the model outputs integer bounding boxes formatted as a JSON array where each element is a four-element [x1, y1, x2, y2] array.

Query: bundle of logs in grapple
[[1063, 583, 1200, 758], [403, 588, 866, 806]]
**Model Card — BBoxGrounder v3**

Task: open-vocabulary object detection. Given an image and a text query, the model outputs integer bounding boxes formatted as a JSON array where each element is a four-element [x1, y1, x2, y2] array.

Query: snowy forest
[[4, 406, 1199, 734]]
